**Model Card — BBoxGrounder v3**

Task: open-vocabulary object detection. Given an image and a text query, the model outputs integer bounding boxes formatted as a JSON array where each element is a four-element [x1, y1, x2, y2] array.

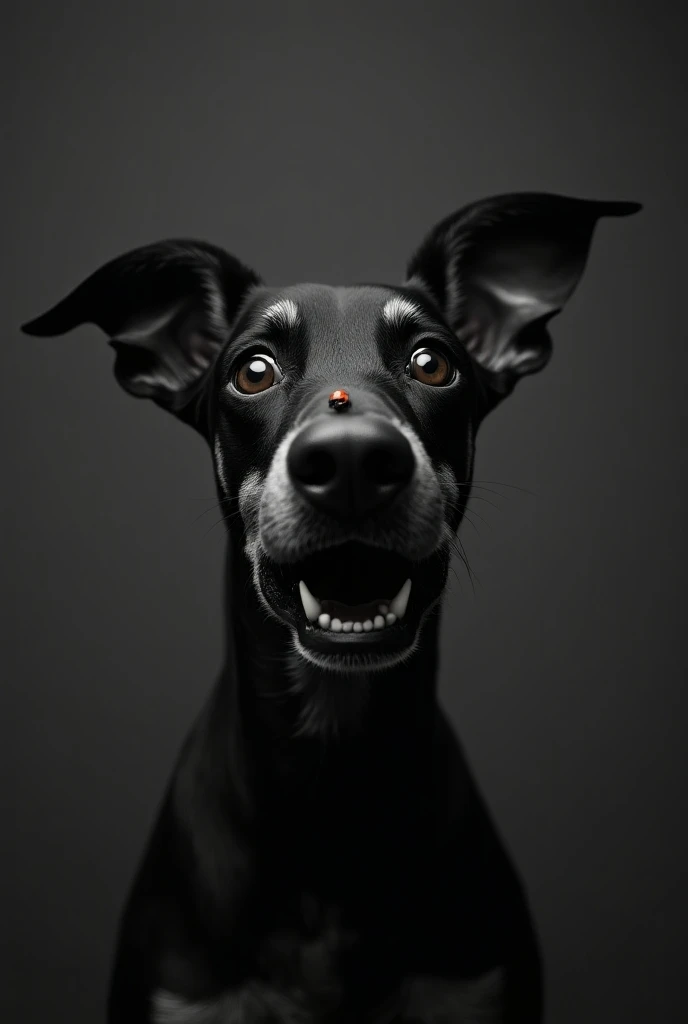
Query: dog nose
[[287, 415, 415, 518]]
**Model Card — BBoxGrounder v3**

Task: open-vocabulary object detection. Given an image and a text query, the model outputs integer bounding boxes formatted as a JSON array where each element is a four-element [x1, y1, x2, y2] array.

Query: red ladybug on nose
[[328, 389, 350, 411]]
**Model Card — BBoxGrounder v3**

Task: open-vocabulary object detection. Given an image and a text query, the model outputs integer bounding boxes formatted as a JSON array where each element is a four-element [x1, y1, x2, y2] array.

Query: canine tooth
[[363, 619, 373, 632], [342, 621, 353, 632], [331, 618, 343, 632], [373, 615, 385, 630], [318, 613, 331, 629], [385, 612, 397, 625], [390, 579, 411, 619], [379, 604, 389, 614], [353, 622, 363, 633], [299, 580, 321, 621]]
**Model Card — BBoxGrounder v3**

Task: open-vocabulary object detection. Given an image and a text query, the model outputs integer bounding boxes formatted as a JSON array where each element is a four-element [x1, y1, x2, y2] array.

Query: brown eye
[[234, 354, 283, 395], [407, 347, 453, 387]]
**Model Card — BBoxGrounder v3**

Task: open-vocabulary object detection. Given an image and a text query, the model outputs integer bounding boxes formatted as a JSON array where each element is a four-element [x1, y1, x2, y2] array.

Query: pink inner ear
[[186, 330, 218, 370]]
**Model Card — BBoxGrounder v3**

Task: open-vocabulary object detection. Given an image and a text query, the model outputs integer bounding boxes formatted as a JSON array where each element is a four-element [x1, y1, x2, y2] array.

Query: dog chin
[[289, 630, 421, 674]]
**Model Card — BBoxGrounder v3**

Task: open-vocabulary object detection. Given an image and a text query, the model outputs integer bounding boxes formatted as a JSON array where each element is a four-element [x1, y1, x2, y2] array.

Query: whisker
[[444, 498, 491, 530], [460, 504, 492, 529], [447, 534, 479, 594], [201, 509, 244, 538], [454, 510, 481, 538], [190, 502, 227, 525], [447, 562, 463, 593], [186, 494, 237, 500], [464, 484, 513, 500], [463, 479, 537, 496], [460, 493, 503, 513]]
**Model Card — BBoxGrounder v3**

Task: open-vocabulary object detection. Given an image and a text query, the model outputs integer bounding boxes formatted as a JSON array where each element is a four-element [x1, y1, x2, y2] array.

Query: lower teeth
[[301, 578, 411, 631], [315, 608, 399, 632]]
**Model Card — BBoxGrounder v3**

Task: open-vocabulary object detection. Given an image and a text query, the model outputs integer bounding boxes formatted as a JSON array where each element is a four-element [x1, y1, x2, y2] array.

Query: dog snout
[[286, 415, 416, 519]]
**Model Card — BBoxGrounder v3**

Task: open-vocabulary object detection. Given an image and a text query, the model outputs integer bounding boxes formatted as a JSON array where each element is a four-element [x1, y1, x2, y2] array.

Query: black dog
[[23, 193, 639, 1023]]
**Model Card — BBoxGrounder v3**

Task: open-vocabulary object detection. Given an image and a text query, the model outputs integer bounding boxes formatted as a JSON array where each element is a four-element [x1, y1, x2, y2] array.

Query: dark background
[[4, 3, 686, 1022]]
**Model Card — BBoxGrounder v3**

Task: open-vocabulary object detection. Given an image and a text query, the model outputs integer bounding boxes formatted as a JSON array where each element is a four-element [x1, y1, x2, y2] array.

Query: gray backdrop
[[4, 3, 686, 1022]]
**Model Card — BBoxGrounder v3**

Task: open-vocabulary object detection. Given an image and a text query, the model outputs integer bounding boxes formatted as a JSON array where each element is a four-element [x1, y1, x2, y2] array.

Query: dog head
[[23, 193, 639, 674]]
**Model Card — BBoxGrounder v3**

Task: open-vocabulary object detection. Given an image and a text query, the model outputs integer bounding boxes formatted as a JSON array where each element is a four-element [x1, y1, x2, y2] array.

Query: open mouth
[[297, 546, 412, 634], [258, 541, 447, 660]]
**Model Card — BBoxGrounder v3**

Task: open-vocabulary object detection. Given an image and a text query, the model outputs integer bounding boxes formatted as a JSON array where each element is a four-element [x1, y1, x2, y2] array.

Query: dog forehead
[[260, 283, 402, 343]]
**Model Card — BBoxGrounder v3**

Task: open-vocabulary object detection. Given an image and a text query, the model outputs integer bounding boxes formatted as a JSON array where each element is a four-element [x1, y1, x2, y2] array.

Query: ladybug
[[328, 388, 351, 411]]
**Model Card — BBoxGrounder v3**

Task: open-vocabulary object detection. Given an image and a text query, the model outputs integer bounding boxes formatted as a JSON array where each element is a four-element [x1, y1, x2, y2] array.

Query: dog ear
[[405, 193, 641, 410], [21, 240, 261, 432]]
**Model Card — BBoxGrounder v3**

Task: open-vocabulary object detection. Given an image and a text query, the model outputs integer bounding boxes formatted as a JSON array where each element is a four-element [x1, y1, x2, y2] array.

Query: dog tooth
[[379, 604, 389, 614], [362, 619, 373, 632], [342, 621, 353, 632], [353, 622, 363, 633], [373, 615, 385, 630], [390, 579, 412, 619], [299, 580, 322, 621], [331, 618, 343, 632], [385, 612, 397, 625], [318, 613, 331, 629]]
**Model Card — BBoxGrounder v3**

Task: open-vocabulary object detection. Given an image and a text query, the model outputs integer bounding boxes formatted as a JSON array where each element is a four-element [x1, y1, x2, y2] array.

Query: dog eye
[[234, 354, 283, 395], [406, 347, 454, 387]]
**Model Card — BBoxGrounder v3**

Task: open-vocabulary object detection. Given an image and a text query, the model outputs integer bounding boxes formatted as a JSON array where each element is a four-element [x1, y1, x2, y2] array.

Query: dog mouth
[[257, 541, 447, 660], [297, 546, 412, 634]]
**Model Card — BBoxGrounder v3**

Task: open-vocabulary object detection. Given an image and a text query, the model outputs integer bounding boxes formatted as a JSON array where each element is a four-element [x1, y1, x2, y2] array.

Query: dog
[[23, 192, 639, 1023]]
